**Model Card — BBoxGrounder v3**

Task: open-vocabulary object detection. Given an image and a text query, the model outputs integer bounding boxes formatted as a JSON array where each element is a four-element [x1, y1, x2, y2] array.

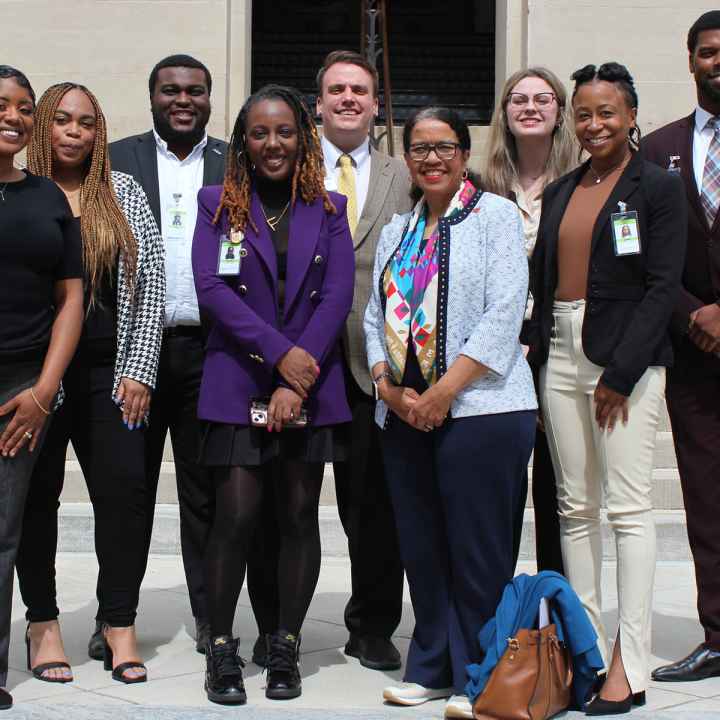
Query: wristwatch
[[372, 370, 394, 395]]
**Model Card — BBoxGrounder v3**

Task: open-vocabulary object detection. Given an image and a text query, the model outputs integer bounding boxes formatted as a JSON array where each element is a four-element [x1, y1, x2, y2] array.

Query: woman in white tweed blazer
[[16, 83, 164, 686], [364, 107, 536, 716]]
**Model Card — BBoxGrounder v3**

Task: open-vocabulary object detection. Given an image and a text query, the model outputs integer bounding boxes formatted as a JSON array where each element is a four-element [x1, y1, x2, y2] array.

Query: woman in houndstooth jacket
[[15, 83, 165, 686]]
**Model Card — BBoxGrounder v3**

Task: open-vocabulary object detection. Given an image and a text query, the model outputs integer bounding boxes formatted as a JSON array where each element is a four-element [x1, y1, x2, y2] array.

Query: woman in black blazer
[[528, 63, 686, 715]]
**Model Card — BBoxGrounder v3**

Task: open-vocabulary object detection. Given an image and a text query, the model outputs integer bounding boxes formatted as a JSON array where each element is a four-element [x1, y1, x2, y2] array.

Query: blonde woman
[[16, 83, 165, 685], [484, 67, 575, 573]]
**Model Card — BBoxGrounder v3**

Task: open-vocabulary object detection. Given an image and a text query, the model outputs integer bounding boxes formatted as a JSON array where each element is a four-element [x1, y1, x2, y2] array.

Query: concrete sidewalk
[[6, 556, 720, 718]]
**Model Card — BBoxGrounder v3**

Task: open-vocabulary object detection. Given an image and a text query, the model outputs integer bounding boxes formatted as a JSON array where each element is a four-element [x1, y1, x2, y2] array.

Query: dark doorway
[[251, 1, 495, 124]]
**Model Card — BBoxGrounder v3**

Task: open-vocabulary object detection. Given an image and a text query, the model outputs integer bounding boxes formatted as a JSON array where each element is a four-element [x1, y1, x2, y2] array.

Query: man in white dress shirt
[[109, 54, 227, 659]]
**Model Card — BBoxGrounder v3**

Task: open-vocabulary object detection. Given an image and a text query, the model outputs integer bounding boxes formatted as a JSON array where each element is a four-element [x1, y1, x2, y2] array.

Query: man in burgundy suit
[[643, 10, 720, 682]]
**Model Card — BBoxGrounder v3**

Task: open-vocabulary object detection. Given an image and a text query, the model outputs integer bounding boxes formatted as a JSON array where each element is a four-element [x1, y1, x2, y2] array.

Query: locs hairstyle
[[688, 11, 720, 53], [148, 54, 213, 96], [0, 65, 35, 104], [402, 106, 480, 201], [27, 83, 138, 304], [571, 62, 641, 150], [213, 84, 334, 233]]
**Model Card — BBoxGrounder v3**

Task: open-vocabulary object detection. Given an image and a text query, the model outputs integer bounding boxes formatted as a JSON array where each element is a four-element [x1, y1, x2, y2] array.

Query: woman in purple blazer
[[191, 85, 353, 705]]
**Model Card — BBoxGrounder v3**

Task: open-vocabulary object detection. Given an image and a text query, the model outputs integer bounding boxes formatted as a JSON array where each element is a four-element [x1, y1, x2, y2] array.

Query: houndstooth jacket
[[109, 171, 165, 397]]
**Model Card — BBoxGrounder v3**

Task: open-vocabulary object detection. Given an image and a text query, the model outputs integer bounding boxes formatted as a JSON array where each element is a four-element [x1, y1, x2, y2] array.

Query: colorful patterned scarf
[[383, 180, 477, 385]]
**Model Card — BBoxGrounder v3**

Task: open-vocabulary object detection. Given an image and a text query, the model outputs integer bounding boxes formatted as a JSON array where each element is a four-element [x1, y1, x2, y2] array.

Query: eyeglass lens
[[508, 92, 555, 108], [409, 143, 458, 160]]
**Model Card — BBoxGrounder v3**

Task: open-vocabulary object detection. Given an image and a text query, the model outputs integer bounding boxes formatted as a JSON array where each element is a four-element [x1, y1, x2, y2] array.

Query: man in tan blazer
[[318, 49, 412, 670]]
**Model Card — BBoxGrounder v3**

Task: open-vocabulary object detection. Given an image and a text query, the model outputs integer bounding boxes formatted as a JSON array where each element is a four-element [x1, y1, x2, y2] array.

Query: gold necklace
[[588, 153, 630, 184], [260, 201, 290, 231]]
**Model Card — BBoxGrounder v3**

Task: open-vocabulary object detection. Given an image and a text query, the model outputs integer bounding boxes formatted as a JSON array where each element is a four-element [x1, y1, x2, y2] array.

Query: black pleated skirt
[[198, 421, 350, 467]]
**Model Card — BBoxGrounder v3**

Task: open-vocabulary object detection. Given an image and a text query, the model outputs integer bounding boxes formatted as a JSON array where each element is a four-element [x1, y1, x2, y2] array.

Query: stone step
[[56, 504, 693, 562]]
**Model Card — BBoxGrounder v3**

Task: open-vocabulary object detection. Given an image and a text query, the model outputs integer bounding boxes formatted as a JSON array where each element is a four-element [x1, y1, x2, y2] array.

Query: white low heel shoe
[[445, 694, 473, 718], [382, 682, 453, 706]]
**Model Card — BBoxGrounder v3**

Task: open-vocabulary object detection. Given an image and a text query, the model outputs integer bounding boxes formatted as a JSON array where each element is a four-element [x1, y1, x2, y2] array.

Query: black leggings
[[205, 459, 323, 637], [16, 348, 149, 627]]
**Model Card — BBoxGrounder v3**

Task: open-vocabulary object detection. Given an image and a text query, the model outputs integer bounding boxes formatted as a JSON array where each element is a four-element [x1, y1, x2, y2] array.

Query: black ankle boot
[[265, 630, 301, 700], [205, 635, 246, 705]]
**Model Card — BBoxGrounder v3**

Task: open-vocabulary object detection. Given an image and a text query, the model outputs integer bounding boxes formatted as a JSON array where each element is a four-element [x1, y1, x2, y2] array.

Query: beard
[[699, 73, 720, 104], [152, 106, 208, 148]]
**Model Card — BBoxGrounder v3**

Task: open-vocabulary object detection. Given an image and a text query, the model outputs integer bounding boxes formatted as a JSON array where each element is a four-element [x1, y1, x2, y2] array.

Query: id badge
[[165, 205, 187, 242], [611, 210, 641, 256], [216, 231, 245, 276]]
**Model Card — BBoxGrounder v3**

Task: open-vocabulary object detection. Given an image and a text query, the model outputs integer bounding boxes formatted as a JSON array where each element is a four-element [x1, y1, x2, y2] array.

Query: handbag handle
[[549, 634, 573, 687]]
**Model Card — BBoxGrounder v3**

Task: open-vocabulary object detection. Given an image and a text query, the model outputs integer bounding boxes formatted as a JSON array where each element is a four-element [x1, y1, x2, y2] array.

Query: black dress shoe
[[585, 690, 645, 716], [88, 620, 104, 661], [252, 633, 270, 667], [0, 688, 12, 711], [205, 635, 247, 705], [266, 630, 301, 700], [652, 643, 720, 682], [344, 634, 401, 671], [195, 618, 211, 655]]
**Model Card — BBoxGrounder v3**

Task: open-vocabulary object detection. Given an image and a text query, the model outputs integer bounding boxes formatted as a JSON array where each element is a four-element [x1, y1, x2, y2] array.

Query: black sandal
[[25, 626, 73, 684], [102, 628, 147, 684]]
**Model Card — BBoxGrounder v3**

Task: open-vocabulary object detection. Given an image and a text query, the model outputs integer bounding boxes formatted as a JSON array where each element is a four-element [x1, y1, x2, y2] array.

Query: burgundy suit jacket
[[191, 185, 354, 425], [643, 113, 720, 376]]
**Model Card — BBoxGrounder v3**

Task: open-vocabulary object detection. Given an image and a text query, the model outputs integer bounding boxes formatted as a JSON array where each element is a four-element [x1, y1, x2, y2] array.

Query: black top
[[527, 152, 687, 396], [80, 221, 118, 341], [0, 172, 83, 366], [256, 176, 291, 311]]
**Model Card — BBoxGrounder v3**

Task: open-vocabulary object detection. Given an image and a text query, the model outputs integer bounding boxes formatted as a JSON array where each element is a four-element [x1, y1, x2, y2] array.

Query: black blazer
[[109, 130, 227, 228], [527, 151, 687, 396]]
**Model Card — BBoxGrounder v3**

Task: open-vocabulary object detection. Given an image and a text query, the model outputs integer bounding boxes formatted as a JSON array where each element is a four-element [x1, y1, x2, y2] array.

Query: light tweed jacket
[[364, 189, 537, 428], [109, 171, 165, 397]]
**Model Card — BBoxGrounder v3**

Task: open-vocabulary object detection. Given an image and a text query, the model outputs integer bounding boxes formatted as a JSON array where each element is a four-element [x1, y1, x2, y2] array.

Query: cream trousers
[[539, 300, 665, 693]]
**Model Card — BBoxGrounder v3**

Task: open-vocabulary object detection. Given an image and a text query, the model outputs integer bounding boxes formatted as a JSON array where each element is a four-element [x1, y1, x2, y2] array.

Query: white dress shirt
[[693, 105, 716, 192], [154, 130, 207, 327], [321, 135, 371, 217]]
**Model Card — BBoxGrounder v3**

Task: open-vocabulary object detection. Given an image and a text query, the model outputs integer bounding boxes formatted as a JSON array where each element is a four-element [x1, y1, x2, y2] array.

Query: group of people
[[1, 8, 720, 719]]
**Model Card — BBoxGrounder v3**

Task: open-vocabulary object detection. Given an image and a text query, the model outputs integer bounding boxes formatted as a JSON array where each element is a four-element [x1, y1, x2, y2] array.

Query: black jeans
[[16, 347, 149, 626], [0, 373, 46, 687]]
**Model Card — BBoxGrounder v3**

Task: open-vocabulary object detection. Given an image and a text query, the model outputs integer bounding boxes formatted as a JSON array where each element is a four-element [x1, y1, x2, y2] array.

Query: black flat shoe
[[88, 620, 104, 661], [345, 634, 401, 671], [102, 626, 147, 684], [252, 633, 270, 667], [585, 691, 645, 716], [205, 635, 246, 705], [195, 618, 211, 655], [0, 688, 12, 711], [266, 630, 301, 700], [25, 623, 73, 683], [652, 643, 720, 682]]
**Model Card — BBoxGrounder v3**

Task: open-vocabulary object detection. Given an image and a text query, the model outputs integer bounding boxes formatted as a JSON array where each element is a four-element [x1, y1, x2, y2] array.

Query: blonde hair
[[483, 67, 575, 198], [27, 83, 137, 304]]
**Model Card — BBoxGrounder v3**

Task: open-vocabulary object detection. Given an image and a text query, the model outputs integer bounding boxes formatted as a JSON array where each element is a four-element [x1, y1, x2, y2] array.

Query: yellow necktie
[[337, 154, 358, 236]]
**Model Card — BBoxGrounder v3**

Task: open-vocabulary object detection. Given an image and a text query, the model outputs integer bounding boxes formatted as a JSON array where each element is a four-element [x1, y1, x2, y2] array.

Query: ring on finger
[[24, 431, 33, 440], [423, 424, 433, 431]]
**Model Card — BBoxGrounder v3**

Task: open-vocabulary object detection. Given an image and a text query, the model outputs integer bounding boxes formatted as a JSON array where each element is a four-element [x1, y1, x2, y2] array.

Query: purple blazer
[[192, 185, 354, 426]]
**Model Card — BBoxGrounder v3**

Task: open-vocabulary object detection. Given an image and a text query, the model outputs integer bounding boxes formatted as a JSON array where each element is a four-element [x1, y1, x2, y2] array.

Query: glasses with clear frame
[[407, 142, 462, 162], [506, 92, 557, 109]]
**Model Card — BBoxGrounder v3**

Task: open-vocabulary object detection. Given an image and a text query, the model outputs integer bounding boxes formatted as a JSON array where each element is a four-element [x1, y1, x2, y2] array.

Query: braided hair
[[571, 63, 641, 149], [213, 84, 334, 232], [27, 83, 137, 304]]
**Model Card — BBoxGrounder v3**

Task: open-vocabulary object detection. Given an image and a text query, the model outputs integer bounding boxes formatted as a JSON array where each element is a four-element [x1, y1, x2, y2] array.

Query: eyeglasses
[[507, 92, 557, 109], [407, 142, 462, 161]]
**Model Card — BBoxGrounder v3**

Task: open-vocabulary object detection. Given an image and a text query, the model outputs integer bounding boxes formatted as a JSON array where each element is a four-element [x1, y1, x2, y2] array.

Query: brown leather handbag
[[472, 624, 572, 720]]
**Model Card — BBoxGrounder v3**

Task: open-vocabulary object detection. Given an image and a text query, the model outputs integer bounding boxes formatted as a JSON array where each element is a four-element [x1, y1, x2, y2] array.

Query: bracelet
[[30, 387, 51, 416], [372, 370, 395, 386]]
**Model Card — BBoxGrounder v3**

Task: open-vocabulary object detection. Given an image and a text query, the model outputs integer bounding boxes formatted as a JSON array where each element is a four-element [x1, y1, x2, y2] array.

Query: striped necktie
[[337, 154, 358, 236], [701, 116, 720, 228]]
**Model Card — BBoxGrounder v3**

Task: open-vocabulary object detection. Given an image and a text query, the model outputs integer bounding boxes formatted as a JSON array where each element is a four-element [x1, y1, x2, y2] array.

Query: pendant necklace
[[0, 182, 8, 203], [588, 154, 630, 184], [261, 201, 290, 231]]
